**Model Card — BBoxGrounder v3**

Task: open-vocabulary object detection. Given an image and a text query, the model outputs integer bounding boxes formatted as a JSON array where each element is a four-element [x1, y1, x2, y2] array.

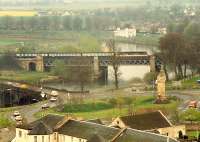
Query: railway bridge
[[15, 52, 160, 81]]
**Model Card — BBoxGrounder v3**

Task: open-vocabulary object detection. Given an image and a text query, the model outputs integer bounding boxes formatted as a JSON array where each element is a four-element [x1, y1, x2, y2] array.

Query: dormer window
[[54, 133, 57, 140], [18, 130, 22, 137], [34, 136, 37, 142]]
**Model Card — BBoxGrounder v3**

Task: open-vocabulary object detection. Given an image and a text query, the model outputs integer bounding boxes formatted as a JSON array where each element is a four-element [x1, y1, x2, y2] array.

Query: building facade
[[114, 28, 136, 38]]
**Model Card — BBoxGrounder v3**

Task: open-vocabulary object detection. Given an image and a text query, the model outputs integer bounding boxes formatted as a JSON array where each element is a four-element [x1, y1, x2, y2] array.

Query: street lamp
[[7, 89, 12, 107]]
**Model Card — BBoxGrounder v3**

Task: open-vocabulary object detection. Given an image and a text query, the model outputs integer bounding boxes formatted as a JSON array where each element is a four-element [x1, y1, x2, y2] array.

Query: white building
[[114, 27, 136, 38]]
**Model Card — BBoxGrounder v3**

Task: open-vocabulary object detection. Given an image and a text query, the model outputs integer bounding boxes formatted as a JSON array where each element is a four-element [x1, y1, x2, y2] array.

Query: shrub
[[0, 117, 12, 128], [62, 102, 112, 113], [180, 109, 200, 123], [143, 72, 157, 85]]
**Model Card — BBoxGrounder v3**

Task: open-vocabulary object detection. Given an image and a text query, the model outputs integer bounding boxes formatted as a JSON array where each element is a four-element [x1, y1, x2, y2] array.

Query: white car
[[50, 97, 57, 102], [15, 115, 23, 121], [42, 104, 49, 109], [13, 111, 20, 117]]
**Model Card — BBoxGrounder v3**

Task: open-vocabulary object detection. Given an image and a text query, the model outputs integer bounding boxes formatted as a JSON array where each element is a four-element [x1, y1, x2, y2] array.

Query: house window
[[42, 136, 44, 142], [18, 130, 22, 137], [34, 136, 37, 142], [49, 135, 50, 142], [54, 133, 57, 140]]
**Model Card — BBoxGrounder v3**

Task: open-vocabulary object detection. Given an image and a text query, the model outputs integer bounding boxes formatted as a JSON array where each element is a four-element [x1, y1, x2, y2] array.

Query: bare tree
[[107, 39, 120, 89]]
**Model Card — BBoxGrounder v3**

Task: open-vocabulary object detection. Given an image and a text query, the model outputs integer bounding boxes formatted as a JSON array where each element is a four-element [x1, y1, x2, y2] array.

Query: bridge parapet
[[15, 51, 149, 58]]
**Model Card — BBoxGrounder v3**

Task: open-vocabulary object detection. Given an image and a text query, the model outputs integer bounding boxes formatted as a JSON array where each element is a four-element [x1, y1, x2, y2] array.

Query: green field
[[35, 95, 179, 120], [0, 30, 104, 53], [0, 70, 51, 84], [182, 76, 200, 89], [0, 30, 162, 53], [115, 33, 161, 46]]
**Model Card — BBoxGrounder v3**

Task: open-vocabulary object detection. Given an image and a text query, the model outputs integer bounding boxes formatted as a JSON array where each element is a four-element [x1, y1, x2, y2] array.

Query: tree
[[51, 57, 92, 93], [123, 97, 134, 115], [180, 109, 200, 124], [0, 52, 21, 70], [143, 72, 157, 85], [84, 16, 94, 31], [184, 22, 200, 40], [39, 16, 50, 30], [63, 16, 72, 30], [116, 96, 125, 114], [50, 16, 61, 30], [70, 57, 92, 92], [1, 16, 14, 30], [51, 60, 67, 80], [106, 39, 120, 89], [26, 16, 38, 31], [159, 33, 186, 80], [184, 22, 200, 74], [109, 98, 117, 114], [73, 16, 83, 31]]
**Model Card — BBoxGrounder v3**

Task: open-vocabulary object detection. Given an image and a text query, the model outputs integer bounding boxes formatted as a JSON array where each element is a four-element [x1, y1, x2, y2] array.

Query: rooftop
[[118, 111, 172, 130]]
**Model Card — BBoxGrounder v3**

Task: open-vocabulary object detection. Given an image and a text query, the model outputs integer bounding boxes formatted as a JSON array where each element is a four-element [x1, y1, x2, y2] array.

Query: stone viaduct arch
[[17, 56, 44, 72]]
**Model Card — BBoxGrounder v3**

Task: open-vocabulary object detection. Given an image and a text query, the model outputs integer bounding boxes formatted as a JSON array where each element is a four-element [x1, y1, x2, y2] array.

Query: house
[[114, 27, 136, 38], [12, 114, 179, 142], [158, 27, 167, 34], [111, 110, 186, 139]]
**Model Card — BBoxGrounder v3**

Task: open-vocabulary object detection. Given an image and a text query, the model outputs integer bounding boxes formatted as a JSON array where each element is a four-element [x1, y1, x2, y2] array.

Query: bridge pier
[[35, 56, 44, 72], [17, 56, 44, 72], [93, 56, 100, 80]]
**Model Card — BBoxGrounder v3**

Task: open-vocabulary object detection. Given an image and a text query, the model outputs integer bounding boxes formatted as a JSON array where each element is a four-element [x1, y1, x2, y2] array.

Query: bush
[[129, 77, 143, 83], [0, 117, 12, 128], [62, 102, 112, 113], [180, 109, 200, 123], [143, 72, 157, 85]]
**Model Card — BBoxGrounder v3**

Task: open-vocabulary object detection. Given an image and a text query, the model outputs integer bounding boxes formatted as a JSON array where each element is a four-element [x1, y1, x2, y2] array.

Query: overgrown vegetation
[[0, 70, 50, 84], [0, 116, 12, 128], [180, 109, 200, 123]]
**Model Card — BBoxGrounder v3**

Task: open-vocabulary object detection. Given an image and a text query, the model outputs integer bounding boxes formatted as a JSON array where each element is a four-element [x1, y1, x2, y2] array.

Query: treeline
[[0, 15, 117, 31], [158, 21, 200, 80], [0, 4, 199, 32]]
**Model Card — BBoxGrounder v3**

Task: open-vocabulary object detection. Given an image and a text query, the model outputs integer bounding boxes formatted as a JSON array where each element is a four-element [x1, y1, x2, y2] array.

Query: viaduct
[[15, 52, 160, 81]]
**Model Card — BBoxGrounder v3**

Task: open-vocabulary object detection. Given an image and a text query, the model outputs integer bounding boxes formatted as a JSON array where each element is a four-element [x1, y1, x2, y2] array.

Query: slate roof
[[17, 114, 64, 134], [55, 120, 120, 141], [114, 128, 178, 142], [28, 121, 53, 135], [16, 114, 178, 142], [118, 111, 172, 130], [56, 119, 178, 142], [87, 134, 106, 142]]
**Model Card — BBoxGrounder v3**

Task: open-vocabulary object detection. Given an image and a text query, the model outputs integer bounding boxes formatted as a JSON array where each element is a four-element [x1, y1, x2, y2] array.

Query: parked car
[[13, 111, 20, 117], [50, 97, 57, 102], [188, 101, 197, 108], [42, 104, 49, 109], [15, 115, 23, 121], [32, 99, 39, 103]]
